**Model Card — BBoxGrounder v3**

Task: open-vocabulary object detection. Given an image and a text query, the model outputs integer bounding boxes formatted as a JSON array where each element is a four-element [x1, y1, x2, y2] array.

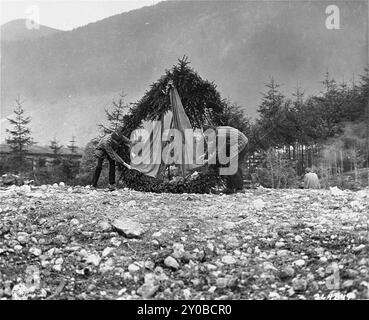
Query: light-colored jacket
[[206, 126, 248, 164], [304, 172, 320, 189], [216, 126, 248, 153]]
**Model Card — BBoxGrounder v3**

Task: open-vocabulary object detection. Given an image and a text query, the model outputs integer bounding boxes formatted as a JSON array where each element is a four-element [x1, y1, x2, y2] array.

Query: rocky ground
[[0, 184, 368, 300]]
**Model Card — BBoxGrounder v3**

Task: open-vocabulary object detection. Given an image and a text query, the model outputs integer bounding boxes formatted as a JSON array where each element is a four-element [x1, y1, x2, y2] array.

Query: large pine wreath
[[115, 57, 229, 193], [118, 165, 224, 194]]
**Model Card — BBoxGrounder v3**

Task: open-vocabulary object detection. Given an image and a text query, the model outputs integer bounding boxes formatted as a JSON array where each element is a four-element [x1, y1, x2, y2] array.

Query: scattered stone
[[11, 283, 29, 300], [112, 218, 144, 238], [54, 235, 67, 244], [216, 276, 236, 288], [308, 281, 319, 292], [294, 235, 303, 242], [269, 291, 281, 299], [224, 236, 239, 248], [207, 243, 215, 252], [182, 288, 191, 299], [223, 221, 236, 229], [353, 244, 366, 252], [70, 218, 79, 226], [263, 261, 277, 271], [19, 185, 31, 194], [152, 231, 162, 238], [207, 264, 217, 271], [137, 283, 159, 299], [144, 260, 155, 270], [144, 273, 156, 284], [128, 263, 141, 273], [287, 288, 295, 297], [189, 279, 200, 287], [293, 259, 306, 267], [279, 266, 295, 279], [221, 255, 236, 264], [55, 257, 63, 265], [330, 186, 344, 196], [99, 258, 114, 273], [172, 243, 185, 259], [17, 232, 29, 244], [53, 257, 63, 271], [87, 284, 96, 292], [342, 280, 354, 289], [151, 239, 160, 246], [277, 250, 290, 257], [29, 247, 42, 257], [253, 199, 265, 210], [85, 254, 101, 266], [208, 286, 217, 293], [154, 266, 164, 274], [292, 277, 307, 292], [110, 237, 122, 247], [275, 241, 285, 248], [118, 288, 127, 296], [102, 247, 114, 258], [39, 289, 47, 298], [345, 269, 359, 278], [164, 256, 180, 270], [126, 200, 137, 207], [53, 264, 62, 272]]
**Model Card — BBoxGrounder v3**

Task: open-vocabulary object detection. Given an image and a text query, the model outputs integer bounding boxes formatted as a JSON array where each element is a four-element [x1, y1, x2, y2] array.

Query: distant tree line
[[248, 68, 368, 189], [0, 99, 81, 185]]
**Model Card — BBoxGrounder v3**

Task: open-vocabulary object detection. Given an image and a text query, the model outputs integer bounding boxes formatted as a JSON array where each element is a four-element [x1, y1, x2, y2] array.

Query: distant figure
[[304, 168, 320, 189], [92, 127, 132, 191]]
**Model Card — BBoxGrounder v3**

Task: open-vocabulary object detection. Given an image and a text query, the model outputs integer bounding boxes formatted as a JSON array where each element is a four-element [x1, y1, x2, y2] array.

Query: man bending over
[[92, 127, 132, 191], [203, 125, 248, 193]]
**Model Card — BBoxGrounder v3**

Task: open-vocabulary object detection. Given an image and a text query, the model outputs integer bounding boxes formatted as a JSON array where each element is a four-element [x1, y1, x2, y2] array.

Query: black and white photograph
[[0, 0, 368, 307]]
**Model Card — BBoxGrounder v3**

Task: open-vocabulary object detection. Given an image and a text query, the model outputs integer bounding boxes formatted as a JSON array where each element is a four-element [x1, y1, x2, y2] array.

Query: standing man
[[203, 125, 248, 193], [92, 127, 132, 191]]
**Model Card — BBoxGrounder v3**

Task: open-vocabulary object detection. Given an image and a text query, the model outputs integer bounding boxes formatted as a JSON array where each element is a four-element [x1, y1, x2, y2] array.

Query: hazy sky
[[0, 0, 163, 30]]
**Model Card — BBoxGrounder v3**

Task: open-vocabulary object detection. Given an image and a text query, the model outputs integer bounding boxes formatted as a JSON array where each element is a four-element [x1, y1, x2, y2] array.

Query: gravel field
[[0, 184, 368, 300]]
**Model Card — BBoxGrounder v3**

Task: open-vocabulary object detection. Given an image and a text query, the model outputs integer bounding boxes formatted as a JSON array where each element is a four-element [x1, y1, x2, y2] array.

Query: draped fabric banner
[[130, 87, 207, 178], [169, 87, 203, 174], [130, 119, 163, 178]]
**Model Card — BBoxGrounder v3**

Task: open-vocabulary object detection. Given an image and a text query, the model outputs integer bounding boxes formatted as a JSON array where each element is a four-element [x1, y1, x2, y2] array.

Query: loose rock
[[164, 256, 180, 270], [112, 218, 144, 238]]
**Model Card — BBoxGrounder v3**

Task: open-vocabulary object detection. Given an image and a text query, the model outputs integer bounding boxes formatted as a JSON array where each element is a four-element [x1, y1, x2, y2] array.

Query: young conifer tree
[[100, 91, 130, 134], [49, 137, 63, 156], [67, 135, 78, 154], [6, 97, 33, 167]]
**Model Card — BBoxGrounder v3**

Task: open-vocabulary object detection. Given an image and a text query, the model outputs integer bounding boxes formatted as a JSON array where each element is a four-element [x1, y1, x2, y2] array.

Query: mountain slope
[[0, 19, 62, 42], [1, 0, 367, 145]]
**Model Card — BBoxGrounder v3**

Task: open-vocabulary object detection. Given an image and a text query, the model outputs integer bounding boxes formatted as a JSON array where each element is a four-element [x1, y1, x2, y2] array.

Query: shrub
[[256, 148, 299, 188]]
